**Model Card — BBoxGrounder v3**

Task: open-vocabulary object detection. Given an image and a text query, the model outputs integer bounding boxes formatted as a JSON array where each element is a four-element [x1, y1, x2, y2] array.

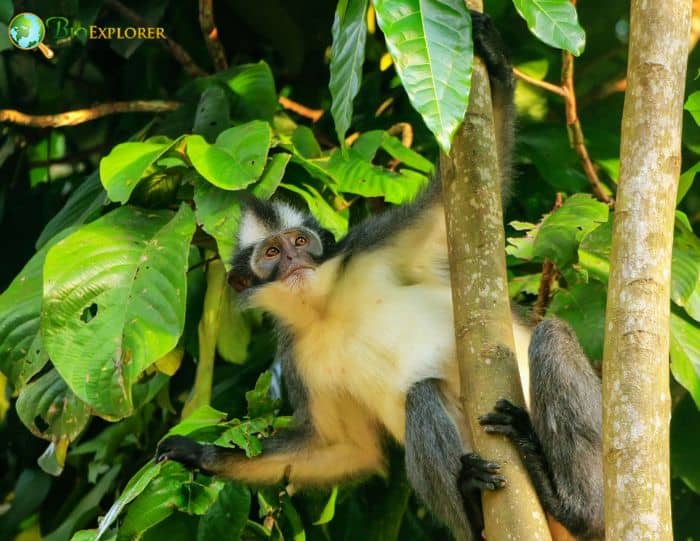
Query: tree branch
[[532, 193, 564, 323], [199, 0, 228, 71], [278, 96, 324, 122], [0, 100, 182, 128]]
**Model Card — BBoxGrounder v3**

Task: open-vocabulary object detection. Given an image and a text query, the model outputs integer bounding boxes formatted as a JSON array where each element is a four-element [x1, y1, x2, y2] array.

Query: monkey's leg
[[480, 319, 604, 541], [405, 379, 504, 541], [156, 426, 383, 486]]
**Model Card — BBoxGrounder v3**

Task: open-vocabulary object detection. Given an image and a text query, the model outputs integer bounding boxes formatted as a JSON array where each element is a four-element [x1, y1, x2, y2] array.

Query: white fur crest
[[238, 202, 306, 248]]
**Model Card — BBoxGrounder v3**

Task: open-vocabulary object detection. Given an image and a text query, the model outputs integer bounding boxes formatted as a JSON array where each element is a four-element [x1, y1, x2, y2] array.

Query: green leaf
[[380, 133, 434, 173], [193, 86, 232, 143], [252, 153, 291, 200], [118, 462, 189, 540], [100, 137, 181, 204], [312, 486, 338, 525], [216, 419, 265, 458], [291, 126, 322, 159], [281, 183, 349, 241], [373, 0, 473, 152], [578, 218, 612, 284], [324, 148, 428, 204], [671, 393, 700, 493], [548, 282, 607, 362], [187, 121, 272, 189], [671, 312, 700, 409], [672, 218, 700, 322], [42, 205, 196, 419], [216, 288, 251, 365], [246, 371, 281, 419], [36, 172, 107, 250], [193, 179, 243, 261], [678, 160, 700, 204], [96, 463, 161, 540], [0, 469, 51, 540], [533, 194, 609, 268], [329, 0, 369, 143], [197, 483, 251, 541], [281, 495, 306, 541], [685, 91, 700, 126], [166, 405, 228, 437], [513, 0, 586, 56], [223, 61, 278, 122], [0, 228, 74, 393], [16, 369, 91, 443]]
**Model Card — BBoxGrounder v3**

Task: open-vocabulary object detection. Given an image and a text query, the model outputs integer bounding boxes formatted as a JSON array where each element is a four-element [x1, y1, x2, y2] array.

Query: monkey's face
[[229, 226, 324, 292]]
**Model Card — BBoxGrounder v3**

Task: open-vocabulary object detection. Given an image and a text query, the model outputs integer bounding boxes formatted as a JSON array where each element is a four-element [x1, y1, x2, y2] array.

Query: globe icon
[[8, 12, 45, 50]]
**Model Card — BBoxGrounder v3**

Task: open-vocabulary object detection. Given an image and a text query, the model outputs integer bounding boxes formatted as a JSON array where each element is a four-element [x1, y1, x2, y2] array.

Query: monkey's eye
[[265, 246, 280, 258], [295, 235, 308, 247]]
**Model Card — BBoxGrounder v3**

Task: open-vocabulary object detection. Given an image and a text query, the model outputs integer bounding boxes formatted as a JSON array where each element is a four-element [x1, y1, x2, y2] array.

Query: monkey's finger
[[482, 424, 518, 438], [478, 412, 513, 426]]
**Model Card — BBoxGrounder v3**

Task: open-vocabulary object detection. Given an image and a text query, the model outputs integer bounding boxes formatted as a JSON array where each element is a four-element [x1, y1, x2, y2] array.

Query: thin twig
[[0, 100, 182, 128], [532, 193, 564, 323], [104, 0, 208, 78], [561, 51, 613, 206], [199, 0, 228, 71], [513, 67, 567, 97], [278, 96, 324, 122]]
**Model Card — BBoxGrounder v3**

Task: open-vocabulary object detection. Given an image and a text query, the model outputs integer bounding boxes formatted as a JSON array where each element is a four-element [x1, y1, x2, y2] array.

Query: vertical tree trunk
[[440, 3, 551, 539], [603, 2, 691, 540]]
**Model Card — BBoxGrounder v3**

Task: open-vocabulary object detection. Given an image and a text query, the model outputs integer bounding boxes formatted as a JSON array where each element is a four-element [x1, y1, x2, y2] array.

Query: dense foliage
[[1, 0, 700, 539]]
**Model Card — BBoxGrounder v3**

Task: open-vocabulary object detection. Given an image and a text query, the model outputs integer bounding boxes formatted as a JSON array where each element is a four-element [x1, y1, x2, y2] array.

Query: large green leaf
[[671, 312, 700, 409], [0, 229, 74, 393], [223, 61, 278, 122], [374, 0, 473, 152], [513, 0, 585, 56], [187, 121, 272, 189], [42, 205, 196, 419], [100, 137, 182, 204], [329, 0, 369, 143], [193, 86, 232, 143], [16, 369, 91, 443]]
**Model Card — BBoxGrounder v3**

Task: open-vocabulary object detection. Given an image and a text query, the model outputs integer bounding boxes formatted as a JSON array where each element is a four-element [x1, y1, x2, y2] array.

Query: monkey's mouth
[[280, 265, 314, 281]]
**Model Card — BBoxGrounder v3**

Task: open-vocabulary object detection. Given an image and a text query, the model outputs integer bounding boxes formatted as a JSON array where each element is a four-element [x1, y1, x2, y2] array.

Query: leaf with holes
[[15, 369, 91, 443], [374, 0, 473, 152], [42, 205, 196, 419], [513, 0, 585, 56], [329, 0, 369, 143], [0, 228, 74, 394], [187, 121, 272, 190]]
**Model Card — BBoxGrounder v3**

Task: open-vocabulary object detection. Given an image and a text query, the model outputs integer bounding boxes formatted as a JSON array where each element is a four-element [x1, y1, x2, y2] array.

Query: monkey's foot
[[479, 399, 536, 444], [156, 435, 206, 471], [459, 452, 506, 493]]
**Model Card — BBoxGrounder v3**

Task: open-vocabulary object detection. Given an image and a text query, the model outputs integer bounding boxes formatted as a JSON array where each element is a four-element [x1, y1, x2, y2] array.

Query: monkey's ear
[[228, 270, 252, 292]]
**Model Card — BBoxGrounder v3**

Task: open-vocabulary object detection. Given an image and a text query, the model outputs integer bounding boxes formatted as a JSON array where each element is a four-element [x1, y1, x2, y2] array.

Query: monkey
[[156, 11, 604, 541]]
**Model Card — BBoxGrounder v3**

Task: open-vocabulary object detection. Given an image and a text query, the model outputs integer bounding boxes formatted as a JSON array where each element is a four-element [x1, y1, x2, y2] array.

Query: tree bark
[[603, 2, 691, 540], [440, 3, 551, 539]]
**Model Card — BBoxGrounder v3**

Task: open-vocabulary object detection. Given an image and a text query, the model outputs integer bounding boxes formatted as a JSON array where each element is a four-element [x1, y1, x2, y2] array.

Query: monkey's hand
[[478, 398, 540, 454], [156, 435, 210, 473], [458, 452, 506, 494]]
